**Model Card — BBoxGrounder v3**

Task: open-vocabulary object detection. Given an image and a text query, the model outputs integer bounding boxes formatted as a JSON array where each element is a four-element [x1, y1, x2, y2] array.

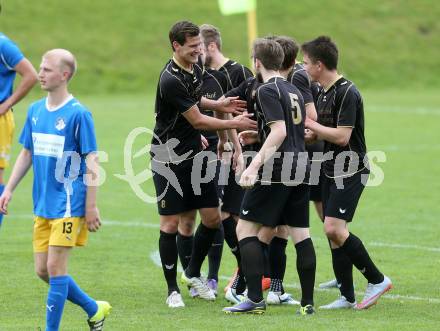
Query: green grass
[[2, 1, 440, 94], [0, 90, 439, 330]]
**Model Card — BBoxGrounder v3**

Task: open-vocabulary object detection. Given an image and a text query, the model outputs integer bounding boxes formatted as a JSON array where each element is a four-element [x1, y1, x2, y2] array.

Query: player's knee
[[160, 216, 179, 233], [202, 213, 220, 229], [178, 218, 195, 236], [35, 265, 49, 282], [324, 223, 340, 241], [46, 260, 64, 277]]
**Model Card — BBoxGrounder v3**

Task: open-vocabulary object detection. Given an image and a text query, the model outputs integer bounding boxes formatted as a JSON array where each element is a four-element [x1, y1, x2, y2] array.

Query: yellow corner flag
[[218, 0, 256, 16], [218, 0, 257, 65]]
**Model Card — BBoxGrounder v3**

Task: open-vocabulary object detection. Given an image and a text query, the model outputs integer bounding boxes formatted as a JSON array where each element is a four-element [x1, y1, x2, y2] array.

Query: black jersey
[[288, 63, 325, 159], [225, 76, 260, 151], [254, 77, 310, 182], [316, 77, 367, 177], [288, 63, 314, 105], [218, 59, 253, 90], [200, 68, 228, 147], [152, 58, 204, 160]]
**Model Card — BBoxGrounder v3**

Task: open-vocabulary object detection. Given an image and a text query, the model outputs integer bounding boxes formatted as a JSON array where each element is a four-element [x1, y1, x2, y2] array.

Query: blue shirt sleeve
[[77, 110, 98, 155], [0, 38, 25, 69], [19, 106, 33, 150]]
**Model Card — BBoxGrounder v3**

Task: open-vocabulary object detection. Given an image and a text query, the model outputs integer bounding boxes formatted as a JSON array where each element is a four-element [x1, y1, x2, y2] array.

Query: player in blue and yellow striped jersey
[[0, 49, 110, 331]]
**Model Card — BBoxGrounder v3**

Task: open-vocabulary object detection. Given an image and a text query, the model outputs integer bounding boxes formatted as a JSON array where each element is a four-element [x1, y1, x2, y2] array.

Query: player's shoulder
[[290, 63, 309, 82], [256, 77, 285, 99], [27, 98, 45, 115], [336, 77, 360, 98], [204, 67, 226, 81], [68, 97, 89, 113], [224, 59, 251, 73], [159, 60, 186, 89], [0, 32, 12, 44]]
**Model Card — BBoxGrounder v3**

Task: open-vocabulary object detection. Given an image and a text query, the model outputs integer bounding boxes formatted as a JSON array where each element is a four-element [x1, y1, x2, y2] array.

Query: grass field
[[1, 90, 439, 330]]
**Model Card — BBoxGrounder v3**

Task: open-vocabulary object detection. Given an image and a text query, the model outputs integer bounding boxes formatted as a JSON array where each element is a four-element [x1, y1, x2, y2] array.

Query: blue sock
[[66, 275, 98, 318], [0, 184, 4, 227], [46, 275, 69, 331]]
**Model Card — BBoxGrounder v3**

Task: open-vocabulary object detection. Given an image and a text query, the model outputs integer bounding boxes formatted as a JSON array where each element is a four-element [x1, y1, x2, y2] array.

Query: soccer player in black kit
[[302, 36, 392, 310], [199, 24, 259, 299], [152, 21, 256, 308], [223, 38, 316, 315]]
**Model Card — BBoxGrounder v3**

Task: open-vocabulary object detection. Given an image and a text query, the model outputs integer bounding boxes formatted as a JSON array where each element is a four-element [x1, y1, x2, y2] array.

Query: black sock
[[185, 223, 218, 278], [222, 216, 241, 266], [208, 224, 224, 280], [341, 233, 384, 284], [159, 231, 179, 295], [331, 247, 355, 303], [176, 232, 193, 270], [239, 237, 264, 302], [295, 238, 316, 306], [260, 241, 270, 278], [231, 268, 247, 294], [269, 237, 288, 294]]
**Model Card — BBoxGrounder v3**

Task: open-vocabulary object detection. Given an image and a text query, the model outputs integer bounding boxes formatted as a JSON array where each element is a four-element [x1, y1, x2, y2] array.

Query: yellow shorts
[[0, 109, 15, 169], [33, 216, 89, 253]]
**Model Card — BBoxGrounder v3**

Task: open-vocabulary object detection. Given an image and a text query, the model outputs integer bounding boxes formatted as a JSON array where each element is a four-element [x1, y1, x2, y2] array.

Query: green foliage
[[2, 0, 439, 94]]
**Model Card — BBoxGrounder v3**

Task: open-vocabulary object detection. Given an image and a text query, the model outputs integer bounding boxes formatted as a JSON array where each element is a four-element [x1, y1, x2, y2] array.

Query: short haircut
[[200, 24, 222, 51], [43, 49, 77, 81], [169, 20, 200, 51], [301, 36, 338, 70], [274, 36, 299, 71], [252, 38, 284, 71]]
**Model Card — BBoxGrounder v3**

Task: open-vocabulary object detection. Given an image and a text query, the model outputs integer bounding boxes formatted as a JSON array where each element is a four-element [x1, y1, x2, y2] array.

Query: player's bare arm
[[239, 121, 287, 188], [201, 95, 247, 115], [0, 148, 32, 214], [85, 152, 101, 232], [0, 59, 38, 115], [183, 104, 257, 132], [305, 117, 352, 146]]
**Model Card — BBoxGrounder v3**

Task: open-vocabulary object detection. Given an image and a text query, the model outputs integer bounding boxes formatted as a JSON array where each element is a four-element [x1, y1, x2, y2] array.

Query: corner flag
[[218, 0, 257, 65], [218, 0, 256, 15]]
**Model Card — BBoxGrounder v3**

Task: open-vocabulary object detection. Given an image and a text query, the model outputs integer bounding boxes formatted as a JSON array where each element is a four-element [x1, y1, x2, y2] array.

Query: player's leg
[[45, 245, 71, 331], [181, 207, 219, 300], [207, 222, 223, 294], [324, 170, 391, 309], [0, 110, 15, 227], [153, 160, 190, 307], [184, 207, 220, 277], [207, 159, 224, 294], [223, 219, 266, 314], [267, 226, 300, 305], [221, 168, 246, 289], [159, 214, 182, 304], [313, 201, 323, 222], [177, 210, 196, 271], [289, 227, 316, 314], [325, 217, 392, 309], [284, 185, 316, 315], [320, 218, 356, 308]]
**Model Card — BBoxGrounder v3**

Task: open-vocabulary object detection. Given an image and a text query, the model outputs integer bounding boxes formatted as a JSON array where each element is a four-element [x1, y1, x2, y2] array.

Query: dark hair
[[252, 38, 284, 71], [169, 21, 200, 51], [301, 36, 338, 70], [199, 24, 222, 51], [274, 36, 298, 71]]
